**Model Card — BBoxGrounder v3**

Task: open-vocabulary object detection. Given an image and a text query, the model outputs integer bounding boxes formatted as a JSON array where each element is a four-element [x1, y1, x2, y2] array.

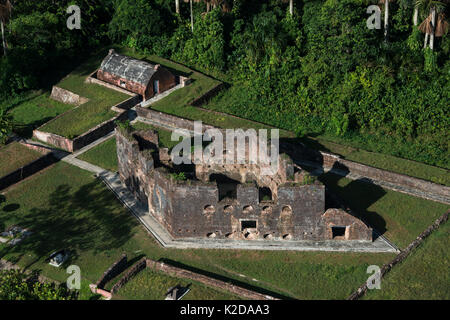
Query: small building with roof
[[97, 49, 176, 101]]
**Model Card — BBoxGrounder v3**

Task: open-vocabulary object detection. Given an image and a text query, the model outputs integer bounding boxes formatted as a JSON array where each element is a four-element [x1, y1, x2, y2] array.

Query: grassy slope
[[163, 82, 448, 186], [0, 162, 393, 300], [132, 122, 181, 149], [112, 268, 240, 300], [365, 220, 450, 300], [76, 122, 179, 172], [0, 142, 43, 177], [319, 173, 449, 249], [77, 137, 118, 172], [302, 137, 450, 186], [39, 51, 128, 139], [6, 92, 74, 138]]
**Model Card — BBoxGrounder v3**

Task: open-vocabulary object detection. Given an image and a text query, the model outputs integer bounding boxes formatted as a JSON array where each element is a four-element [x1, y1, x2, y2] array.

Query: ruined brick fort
[[115, 126, 373, 242]]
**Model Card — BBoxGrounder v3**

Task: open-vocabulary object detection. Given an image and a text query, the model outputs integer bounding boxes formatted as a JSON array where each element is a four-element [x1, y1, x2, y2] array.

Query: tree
[[379, 0, 393, 40], [175, 0, 180, 14], [416, 0, 449, 49], [0, 0, 12, 56], [0, 107, 13, 144], [0, 270, 76, 300], [280, 0, 294, 16]]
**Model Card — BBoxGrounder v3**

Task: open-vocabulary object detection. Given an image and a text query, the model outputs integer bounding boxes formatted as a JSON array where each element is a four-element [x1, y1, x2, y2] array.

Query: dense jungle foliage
[[0, 0, 449, 167]]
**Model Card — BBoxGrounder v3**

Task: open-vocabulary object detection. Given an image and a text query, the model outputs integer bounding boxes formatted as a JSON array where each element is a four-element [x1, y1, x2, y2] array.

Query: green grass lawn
[[112, 268, 240, 300], [365, 219, 450, 300], [302, 136, 450, 187], [5, 91, 74, 139], [77, 137, 118, 172], [132, 121, 182, 150], [76, 122, 181, 172], [0, 162, 394, 300], [38, 51, 129, 139], [178, 83, 450, 186], [319, 173, 449, 249], [0, 142, 44, 177]]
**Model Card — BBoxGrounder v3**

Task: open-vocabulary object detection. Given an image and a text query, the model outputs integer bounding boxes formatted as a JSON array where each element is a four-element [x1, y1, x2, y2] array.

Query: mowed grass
[[0, 162, 393, 300], [365, 219, 450, 300], [76, 122, 181, 172], [77, 137, 119, 172], [39, 51, 129, 139], [6, 92, 74, 138], [301, 136, 450, 187], [132, 121, 182, 150], [319, 173, 449, 249], [113, 268, 240, 300], [0, 142, 43, 177], [197, 85, 449, 185]]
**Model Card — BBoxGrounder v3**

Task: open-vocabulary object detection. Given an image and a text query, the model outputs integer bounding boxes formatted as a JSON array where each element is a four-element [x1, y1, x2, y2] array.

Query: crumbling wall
[[115, 128, 155, 204], [146, 259, 278, 300], [321, 208, 372, 241], [50, 86, 89, 106], [95, 254, 127, 289], [111, 257, 147, 294]]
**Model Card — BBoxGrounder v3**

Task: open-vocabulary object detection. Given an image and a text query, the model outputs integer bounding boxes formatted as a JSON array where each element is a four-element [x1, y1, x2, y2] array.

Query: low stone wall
[[0, 152, 57, 190], [33, 130, 73, 152], [95, 254, 128, 289], [189, 83, 225, 106], [71, 111, 128, 151], [135, 106, 214, 133], [50, 86, 89, 106], [146, 259, 278, 300], [110, 257, 147, 294], [296, 148, 450, 202], [91, 255, 278, 300], [110, 95, 141, 112], [348, 209, 450, 300], [33, 107, 128, 153]]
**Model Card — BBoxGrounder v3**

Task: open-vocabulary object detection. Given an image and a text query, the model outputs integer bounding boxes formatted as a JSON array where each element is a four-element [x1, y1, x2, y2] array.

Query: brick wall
[[146, 259, 278, 300], [95, 254, 128, 289]]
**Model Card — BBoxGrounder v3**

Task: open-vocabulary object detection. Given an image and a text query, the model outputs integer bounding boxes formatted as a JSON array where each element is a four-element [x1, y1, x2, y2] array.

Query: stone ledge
[[50, 86, 89, 106]]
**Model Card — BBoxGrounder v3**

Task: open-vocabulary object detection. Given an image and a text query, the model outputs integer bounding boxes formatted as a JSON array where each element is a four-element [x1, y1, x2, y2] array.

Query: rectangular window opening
[[241, 220, 257, 231], [332, 226, 346, 239]]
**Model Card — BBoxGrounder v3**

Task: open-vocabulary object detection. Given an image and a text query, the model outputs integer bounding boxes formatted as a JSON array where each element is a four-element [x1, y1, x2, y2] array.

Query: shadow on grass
[[319, 171, 387, 237], [0, 180, 136, 271], [158, 258, 293, 300], [279, 137, 388, 237]]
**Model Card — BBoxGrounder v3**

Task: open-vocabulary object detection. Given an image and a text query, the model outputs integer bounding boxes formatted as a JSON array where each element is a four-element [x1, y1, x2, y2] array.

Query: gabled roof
[[99, 49, 158, 86]]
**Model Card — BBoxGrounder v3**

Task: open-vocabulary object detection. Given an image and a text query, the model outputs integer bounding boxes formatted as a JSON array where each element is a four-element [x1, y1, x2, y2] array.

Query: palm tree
[[0, 0, 12, 56], [379, 0, 393, 40], [416, 0, 449, 49], [280, 0, 294, 16]]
